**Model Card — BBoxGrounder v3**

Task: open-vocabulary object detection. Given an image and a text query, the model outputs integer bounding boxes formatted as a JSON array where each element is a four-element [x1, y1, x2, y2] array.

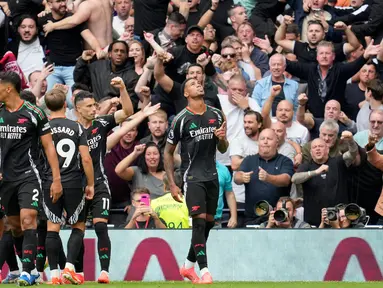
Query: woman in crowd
[[115, 141, 166, 199], [128, 40, 146, 76]]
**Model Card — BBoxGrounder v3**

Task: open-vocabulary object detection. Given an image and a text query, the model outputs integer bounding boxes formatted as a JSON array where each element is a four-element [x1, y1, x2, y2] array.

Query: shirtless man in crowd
[[43, 0, 113, 49]]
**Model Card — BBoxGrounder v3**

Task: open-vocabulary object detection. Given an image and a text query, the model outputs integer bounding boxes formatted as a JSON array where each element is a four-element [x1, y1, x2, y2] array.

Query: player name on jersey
[[0, 125, 27, 139], [51, 126, 75, 136]]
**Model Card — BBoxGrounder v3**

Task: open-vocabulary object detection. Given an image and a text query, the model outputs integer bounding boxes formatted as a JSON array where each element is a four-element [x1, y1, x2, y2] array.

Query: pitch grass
[[77, 282, 383, 288]]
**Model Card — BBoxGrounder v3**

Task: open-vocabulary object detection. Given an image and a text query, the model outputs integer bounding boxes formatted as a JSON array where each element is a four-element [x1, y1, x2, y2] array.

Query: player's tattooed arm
[[215, 121, 228, 154], [41, 133, 63, 203], [164, 142, 183, 203], [110, 77, 134, 123]]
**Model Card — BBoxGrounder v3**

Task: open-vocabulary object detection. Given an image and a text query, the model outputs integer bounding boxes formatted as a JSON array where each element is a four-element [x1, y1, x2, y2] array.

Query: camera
[[254, 200, 272, 217], [344, 203, 366, 222], [274, 199, 289, 222], [326, 207, 338, 221], [274, 208, 288, 222]]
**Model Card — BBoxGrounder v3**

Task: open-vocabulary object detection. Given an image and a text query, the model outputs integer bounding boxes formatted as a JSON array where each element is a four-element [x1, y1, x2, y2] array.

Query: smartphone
[[42, 56, 54, 67], [140, 194, 150, 206]]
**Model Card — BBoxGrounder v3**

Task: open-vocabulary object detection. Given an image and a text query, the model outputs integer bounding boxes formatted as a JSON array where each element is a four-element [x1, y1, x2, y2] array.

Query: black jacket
[[286, 55, 367, 118], [352, 0, 383, 42], [73, 57, 139, 110]]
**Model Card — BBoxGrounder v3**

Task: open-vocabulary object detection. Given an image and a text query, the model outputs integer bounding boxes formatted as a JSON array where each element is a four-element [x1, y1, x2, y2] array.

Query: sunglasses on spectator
[[222, 53, 236, 59], [370, 120, 383, 125]]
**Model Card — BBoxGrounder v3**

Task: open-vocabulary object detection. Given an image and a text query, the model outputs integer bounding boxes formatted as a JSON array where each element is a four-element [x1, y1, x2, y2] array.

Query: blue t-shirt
[[239, 153, 294, 219], [215, 162, 233, 220]]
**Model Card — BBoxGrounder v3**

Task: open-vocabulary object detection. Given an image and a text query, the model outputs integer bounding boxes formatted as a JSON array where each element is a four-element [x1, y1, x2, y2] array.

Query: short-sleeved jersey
[[167, 105, 224, 183], [42, 118, 88, 187], [0, 101, 50, 182], [84, 114, 116, 184]]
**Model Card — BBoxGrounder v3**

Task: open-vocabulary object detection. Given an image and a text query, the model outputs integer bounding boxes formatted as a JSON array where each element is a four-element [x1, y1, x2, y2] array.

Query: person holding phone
[[124, 188, 166, 229]]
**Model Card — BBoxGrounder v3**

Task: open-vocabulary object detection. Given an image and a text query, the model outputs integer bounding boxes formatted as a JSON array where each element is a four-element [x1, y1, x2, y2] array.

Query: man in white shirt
[[12, 16, 45, 80], [217, 74, 261, 204], [230, 109, 261, 171], [271, 121, 296, 161], [113, 0, 132, 36], [275, 100, 310, 145], [217, 74, 261, 167]]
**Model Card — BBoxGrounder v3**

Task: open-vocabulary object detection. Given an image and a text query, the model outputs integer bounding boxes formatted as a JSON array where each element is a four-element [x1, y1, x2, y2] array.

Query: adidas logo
[[101, 210, 109, 216], [0, 117, 3, 123], [31, 201, 38, 207], [100, 255, 109, 259], [21, 258, 31, 263], [36, 253, 44, 258], [189, 122, 197, 129], [196, 251, 205, 257]]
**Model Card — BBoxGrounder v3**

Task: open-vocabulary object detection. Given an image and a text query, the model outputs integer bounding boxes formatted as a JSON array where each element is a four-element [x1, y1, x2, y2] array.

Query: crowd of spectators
[[1, 0, 383, 229]]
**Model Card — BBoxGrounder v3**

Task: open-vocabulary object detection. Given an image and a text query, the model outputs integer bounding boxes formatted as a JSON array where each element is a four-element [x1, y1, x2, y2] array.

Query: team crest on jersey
[[92, 127, 99, 135], [208, 119, 216, 124], [168, 129, 174, 140], [17, 118, 28, 124], [97, 118, 109, 127]]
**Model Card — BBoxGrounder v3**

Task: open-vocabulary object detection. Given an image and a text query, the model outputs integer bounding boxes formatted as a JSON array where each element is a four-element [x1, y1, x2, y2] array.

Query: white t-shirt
[[230, 134, 259, 158], [17, 38, 44, 80], [113, 16, 125, 36], [217, 95, 260, 203], [272, 118, 310, 145], [217, 94, 261, 165], [229, 134, 259, 203]]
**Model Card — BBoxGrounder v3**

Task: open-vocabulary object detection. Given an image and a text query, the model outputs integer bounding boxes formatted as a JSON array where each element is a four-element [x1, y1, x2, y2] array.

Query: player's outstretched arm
[[41, 133, 63, 203], [111, 77, 134, 124]]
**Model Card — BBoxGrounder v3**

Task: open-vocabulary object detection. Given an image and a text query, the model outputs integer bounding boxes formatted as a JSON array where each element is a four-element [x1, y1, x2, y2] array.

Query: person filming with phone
[[124, 188, 166, 229], [259, 197, 311, 229]]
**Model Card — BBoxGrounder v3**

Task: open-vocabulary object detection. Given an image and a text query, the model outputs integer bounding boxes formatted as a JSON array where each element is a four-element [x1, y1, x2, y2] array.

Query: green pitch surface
[[78, 282, 383, 288]]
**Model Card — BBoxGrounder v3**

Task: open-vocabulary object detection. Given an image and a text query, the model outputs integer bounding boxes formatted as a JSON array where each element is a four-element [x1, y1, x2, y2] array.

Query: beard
[[20, 33, 38, 45]]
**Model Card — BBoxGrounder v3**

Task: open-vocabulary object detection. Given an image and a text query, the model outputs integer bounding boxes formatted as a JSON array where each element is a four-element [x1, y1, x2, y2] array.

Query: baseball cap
[[186, 25, 204, 36]]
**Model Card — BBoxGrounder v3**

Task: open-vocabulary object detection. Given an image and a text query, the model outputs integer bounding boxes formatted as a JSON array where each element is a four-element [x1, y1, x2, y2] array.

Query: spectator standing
[[140, 109, 168, 154], [344, 62, 377, 121], [292, 133, 360, 227], [234, 129, 294, 226], [302, 120, 347, 163], [356, 79, 383, 132], [38, 0, 102, 108], [252, 54, 299, 116], [73, 41, 139, 109], [285, 40, 381, 118], [113, 0, 132, 36], [115, 142, 166, 199], [7, 16, 45, 79], [354, 109, 383, 150], [297, 96, 357, 139]]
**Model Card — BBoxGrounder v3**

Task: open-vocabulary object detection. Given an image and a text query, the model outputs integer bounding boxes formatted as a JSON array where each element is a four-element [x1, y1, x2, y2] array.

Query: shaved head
[[276, 100, 294, 124]]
